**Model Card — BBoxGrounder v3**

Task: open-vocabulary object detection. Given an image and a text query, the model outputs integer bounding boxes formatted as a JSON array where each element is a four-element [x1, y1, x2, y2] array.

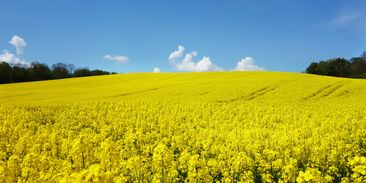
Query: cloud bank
[[0, 50, 29, 67], [103, 54, 129, 64], [0, 35, 29, 67], [234, 57, 265, 71], [168, 45, 222, 72]]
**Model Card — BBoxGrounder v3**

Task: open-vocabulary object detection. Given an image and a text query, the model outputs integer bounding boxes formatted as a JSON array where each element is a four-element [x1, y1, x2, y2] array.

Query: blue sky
[[0, 0, 366, 73]]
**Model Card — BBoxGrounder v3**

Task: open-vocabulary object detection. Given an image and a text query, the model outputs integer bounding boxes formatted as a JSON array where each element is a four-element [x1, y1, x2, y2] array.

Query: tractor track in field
[[111, 87, 162, 98], [216, 85, 278, 103], [303, 81, 350, 100], [215, 79, 301, 103], [0, 93, 34, 98], [241, 86, 277, 101]]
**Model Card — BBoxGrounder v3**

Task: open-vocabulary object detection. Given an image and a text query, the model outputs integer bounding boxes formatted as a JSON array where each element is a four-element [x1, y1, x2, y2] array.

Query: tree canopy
[[306, 52, 366, 78], [0, 62, 115, 84]]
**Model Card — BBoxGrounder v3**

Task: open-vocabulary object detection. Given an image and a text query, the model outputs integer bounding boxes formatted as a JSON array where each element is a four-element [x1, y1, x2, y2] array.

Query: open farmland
[[0, 72, 366, 182]]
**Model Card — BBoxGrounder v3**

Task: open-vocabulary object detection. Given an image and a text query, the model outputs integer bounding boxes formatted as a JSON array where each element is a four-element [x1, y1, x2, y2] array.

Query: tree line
[[306, 51, 366, 78], [0, 62, 116, 84]]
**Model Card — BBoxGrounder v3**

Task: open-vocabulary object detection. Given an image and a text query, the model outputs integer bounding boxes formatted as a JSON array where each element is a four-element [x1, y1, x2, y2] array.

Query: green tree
[[316, 61, 331, 76], [90, 70, 110, 76], [350, 57, 366, 76], [29, 62, 52, 81], [305, 62, 319, 74], [327, 58, 351, 77], [51, 63, 70, 79], [12, 66, 29, 82], [0, 62, 12, 83], [72, 68, 91, 77]]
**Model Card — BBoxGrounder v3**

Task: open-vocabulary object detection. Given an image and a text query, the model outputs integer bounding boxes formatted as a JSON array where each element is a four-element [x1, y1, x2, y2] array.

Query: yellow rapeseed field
[[0, 72, 366, 182]]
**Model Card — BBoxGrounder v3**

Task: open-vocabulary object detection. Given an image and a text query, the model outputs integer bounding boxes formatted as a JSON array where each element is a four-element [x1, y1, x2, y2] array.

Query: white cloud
[[330, 6, 366, 31], [103, 54, 129, 64], [234, 57, 265, 71], [168, 45, 184, 61], [332, 13, 360, 26], [9, 35, 27, 55], [1, 35, 30, 67], [168, 45, 222, 72], [153, 67, 161, 73], [176, 56, 222, 72], [0, 50, 30, 67]]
